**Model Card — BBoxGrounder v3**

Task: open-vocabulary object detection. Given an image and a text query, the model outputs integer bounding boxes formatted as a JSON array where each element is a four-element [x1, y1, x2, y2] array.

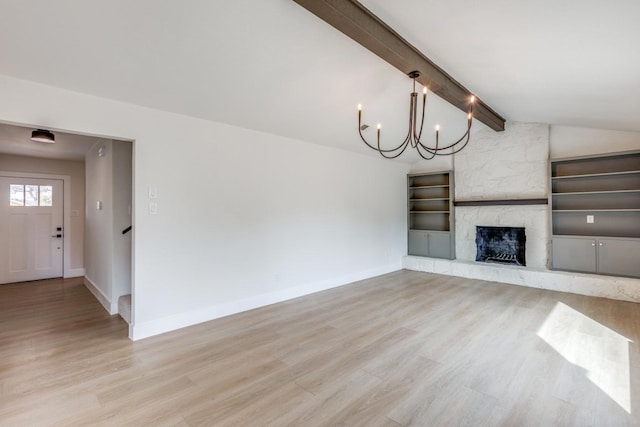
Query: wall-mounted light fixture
[[31, 129, 55, 144]]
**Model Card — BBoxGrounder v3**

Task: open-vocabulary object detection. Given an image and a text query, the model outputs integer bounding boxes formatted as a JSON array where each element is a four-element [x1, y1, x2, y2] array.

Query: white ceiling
[[0, 0, 638, 162], [0, 122, 104, 160]]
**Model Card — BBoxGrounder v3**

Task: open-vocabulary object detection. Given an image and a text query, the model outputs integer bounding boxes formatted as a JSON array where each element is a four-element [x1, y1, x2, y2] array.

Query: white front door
[[0, 177, 64, 284]]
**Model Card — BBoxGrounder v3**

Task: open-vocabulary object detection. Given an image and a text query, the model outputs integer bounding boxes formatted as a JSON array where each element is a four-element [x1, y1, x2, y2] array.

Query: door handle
[[51, 234, 62, 238]]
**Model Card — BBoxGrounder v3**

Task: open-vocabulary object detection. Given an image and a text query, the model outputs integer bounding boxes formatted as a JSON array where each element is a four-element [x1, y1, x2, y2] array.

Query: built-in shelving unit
[[408, 171, 454, 259], [550, 151, 640, 278]]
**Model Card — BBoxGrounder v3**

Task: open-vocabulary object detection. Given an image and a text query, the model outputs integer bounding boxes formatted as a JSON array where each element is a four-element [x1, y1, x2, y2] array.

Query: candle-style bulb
[[435, 124, 440, 132], [423, 87, 427, 95], [470, 95, 476, 103], [377, 123, 381, 130], [468, 113, 472, 120], [357, 103, 362, 111]]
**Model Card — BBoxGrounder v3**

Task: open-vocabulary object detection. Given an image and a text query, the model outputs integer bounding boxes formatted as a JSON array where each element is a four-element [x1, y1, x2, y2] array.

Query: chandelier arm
[[403, 126, 413, 150], [358, 129, 404, 153], [439, 129, 472, 155], [358, 132, 412, 154], [375, 135, 412, 159], [416, 118, 472, 152], [414, 140, 438, 160], [416, 118, 441, 157], [358, 112, 407, 153], [409, 93, 418, 148], [416, 91, 426, 142], [415, 128, 440, 156], [421, 127, 472, 156]]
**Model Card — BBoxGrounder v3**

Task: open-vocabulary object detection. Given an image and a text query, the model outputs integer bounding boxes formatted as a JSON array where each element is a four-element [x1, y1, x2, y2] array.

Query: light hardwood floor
[[1, 271, 639, 426]]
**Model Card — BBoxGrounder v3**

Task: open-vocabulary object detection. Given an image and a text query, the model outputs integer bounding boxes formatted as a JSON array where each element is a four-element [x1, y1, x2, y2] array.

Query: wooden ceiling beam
[[292, 0, 505, 131]]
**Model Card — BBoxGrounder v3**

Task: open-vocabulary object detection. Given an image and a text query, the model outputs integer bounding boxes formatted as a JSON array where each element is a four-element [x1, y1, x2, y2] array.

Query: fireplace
[[475, 226, 526, 266]]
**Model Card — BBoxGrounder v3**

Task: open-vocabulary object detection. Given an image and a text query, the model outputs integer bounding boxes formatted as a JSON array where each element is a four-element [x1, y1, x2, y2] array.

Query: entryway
[[0, 122, 134, 338], [0, 176, 63, 284]]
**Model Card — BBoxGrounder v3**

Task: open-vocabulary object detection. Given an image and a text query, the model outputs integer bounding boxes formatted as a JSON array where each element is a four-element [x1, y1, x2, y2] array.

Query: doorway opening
[[0, 122, 135, 337]]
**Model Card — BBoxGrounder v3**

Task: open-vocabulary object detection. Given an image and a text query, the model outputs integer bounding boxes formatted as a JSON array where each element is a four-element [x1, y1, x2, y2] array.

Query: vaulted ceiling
[[0, 0, 638, 162]]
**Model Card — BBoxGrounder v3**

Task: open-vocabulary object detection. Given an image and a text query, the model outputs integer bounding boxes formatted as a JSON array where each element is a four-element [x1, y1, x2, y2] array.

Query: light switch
[[148, 187, 158, 199], [149, 202, 158, 215], [587, 215, 594, 223], [96, 201, 102, 210]]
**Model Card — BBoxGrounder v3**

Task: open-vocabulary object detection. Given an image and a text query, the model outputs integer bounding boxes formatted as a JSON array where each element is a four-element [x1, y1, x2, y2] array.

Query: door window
[[9, 184, 53, 207]]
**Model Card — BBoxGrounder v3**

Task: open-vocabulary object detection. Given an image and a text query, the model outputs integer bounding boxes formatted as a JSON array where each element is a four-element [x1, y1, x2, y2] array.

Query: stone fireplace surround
[[403, 122, 640, 303]]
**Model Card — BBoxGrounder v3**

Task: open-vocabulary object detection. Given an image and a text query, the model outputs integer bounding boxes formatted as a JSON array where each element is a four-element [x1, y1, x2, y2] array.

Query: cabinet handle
[[599, 242, 604, 246], [591, 242, 595, 246]]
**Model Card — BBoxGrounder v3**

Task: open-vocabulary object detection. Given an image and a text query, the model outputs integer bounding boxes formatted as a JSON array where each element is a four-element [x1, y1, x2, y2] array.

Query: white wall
[[85, 140, 114, 311], [84, 139, 133, 314], [0, 154, 85, 274], [111, 141, 132, 304], [550, 125, 640, 159], [409, 154, 453, 174], [0, 75, 409, 339]]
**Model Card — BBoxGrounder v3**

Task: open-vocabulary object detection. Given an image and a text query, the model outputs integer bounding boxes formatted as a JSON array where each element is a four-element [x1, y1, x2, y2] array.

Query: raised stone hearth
[[402, 256, 640, 303]]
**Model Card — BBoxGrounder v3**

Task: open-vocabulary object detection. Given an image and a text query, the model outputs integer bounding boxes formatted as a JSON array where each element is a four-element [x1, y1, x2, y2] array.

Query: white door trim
[[0, 171, 79, 278]]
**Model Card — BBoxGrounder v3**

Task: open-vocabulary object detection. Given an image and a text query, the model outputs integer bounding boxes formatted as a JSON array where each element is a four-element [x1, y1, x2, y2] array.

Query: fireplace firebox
[[475, 226, 526, 266]]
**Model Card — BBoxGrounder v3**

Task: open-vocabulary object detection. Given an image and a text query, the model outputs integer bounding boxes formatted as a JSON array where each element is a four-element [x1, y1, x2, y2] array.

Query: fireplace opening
[[475, 226, 526, 266]]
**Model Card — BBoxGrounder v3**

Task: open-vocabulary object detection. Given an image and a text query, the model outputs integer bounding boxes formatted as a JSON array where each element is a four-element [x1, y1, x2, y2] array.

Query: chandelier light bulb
[[435, 124, 440, 132], [358, 103, 362, 111], [470, 96, 476, 103], [423, 87, 427, 95], [377, 123, 381, 130]]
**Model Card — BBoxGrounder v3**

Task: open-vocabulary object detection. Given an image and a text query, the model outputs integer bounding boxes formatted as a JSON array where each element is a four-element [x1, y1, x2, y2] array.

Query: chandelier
[[357, 71, 475, 159]]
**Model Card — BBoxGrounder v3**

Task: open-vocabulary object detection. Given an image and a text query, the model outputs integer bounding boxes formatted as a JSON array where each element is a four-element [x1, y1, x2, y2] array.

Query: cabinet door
[[552, 237, 597, 273], [597, 238, 640, 278], [408, 230, 430, 257], [428, 232, 452, 259]]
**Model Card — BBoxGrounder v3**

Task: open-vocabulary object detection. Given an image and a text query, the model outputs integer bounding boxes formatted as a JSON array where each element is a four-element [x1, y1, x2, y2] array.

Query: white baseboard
[[65, 268, 85, 278], [402, 256, 640, 303], [84, 276, 118, 315], [130, 262, 402, 341]]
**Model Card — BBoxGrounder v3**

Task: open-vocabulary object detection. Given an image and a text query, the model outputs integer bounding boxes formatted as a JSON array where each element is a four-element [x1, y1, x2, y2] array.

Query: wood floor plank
[[1, 272, 639, 425]]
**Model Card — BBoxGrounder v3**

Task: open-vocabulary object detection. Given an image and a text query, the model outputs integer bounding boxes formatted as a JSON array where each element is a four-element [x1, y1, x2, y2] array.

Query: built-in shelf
[[454, 199, 548, 207], [551, 169, 640, 180], [550, 150, 640, 278], [552, 189, 640, 196], [552, 209, 640, 212], [409, 184, 450, 189], [408, 171, 454, 259]]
